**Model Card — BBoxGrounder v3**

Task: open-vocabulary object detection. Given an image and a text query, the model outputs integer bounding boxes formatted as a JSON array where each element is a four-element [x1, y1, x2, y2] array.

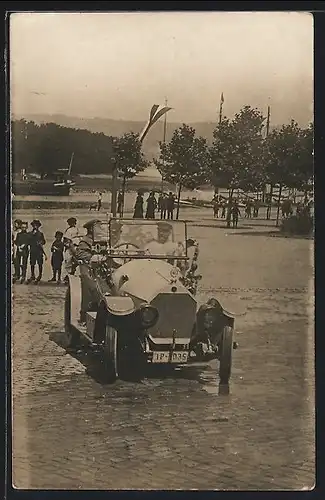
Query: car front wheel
[[102, 324, 119, 383], [218, 324, 234, 385]]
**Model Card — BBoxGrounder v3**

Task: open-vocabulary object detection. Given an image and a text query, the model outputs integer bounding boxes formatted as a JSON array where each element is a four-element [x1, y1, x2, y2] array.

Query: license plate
[[152, 351, 189, 364]]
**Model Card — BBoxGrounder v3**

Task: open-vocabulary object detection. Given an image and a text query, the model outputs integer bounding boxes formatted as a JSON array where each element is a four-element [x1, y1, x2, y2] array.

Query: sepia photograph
[[10, 11, 314, 490]]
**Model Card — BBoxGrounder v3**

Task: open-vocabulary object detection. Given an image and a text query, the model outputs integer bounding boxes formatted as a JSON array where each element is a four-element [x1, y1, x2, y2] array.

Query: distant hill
[[13, 113, 217, 159], [13, 112, 279, 161]]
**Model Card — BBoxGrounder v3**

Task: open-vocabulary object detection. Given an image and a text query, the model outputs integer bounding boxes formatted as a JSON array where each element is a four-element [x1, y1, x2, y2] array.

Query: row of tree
[[12, 106, 313, 222], [154, 106, 313, 220]]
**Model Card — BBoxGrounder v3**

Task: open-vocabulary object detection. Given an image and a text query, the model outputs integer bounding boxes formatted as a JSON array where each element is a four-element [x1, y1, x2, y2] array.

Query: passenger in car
[[70, 219, 101, 324], [72, 219, 123, 324], [144, 222, 184, 258]]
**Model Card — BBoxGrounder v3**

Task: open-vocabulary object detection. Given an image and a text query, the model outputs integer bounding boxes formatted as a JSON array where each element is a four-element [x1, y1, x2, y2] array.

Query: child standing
[[27, 219, 47, 283], [49, 231, 64, 283]]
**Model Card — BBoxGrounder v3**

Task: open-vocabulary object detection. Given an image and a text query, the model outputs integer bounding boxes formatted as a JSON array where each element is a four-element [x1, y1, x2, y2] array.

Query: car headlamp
[[139, 305, 159, 328]]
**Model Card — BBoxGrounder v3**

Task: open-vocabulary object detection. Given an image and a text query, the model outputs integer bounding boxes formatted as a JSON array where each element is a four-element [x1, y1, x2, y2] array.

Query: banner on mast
[[139, 104, 172, 143]]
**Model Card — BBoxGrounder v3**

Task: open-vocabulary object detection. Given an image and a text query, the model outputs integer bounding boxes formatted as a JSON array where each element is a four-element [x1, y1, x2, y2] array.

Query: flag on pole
[[139, 104, 172, 143], [219, 92, 224, 125]]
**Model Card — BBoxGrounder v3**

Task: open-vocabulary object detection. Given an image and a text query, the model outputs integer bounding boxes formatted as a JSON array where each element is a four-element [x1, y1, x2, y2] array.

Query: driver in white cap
[[144, 221, 184, 258]]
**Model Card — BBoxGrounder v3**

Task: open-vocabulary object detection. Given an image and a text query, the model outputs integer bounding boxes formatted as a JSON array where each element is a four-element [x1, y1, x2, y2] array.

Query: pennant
[[139, 104, 172, 143]]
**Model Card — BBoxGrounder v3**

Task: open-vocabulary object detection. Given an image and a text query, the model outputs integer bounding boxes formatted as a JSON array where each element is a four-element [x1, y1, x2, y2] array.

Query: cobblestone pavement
[[11, 214, 315, 490]]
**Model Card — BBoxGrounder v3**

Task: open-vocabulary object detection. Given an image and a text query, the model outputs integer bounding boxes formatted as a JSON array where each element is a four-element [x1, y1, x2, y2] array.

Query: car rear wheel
[[63, 286, 81, 349], [218, 325, 233, 385]]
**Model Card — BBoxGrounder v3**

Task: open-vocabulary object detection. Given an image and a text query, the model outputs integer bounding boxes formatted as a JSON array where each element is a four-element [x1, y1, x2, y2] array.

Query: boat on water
[[13, 170, 75, 196], [13, 153, 76, 196]]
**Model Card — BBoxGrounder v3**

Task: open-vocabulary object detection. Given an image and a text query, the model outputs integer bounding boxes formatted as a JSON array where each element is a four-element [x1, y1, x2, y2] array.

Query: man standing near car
[[63, 217, 80, 282]]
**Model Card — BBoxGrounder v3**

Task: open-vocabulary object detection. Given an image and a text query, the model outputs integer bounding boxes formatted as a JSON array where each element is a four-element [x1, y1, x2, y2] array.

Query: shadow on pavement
[[49, 330, 228, 394], [49, 330, 114, 384], [190, 222, 254, 230], [227, 230, 312, 240]]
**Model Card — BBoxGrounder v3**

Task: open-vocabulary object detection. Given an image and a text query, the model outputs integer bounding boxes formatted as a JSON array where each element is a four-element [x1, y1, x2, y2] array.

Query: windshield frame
[[91, 217, 189, 260]]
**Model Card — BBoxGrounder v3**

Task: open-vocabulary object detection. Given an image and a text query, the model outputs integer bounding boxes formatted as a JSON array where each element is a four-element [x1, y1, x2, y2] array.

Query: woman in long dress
[[145, 192, 157, 219], [133, 192, 144, 218]]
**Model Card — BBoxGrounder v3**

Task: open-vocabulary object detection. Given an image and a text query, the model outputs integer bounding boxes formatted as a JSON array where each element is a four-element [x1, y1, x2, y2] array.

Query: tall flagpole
[[265, 102, 273, 219], [68, 152, 74, 176], [266, 104, 270, 138], [219, 92, 224, 125], [214, 93, 224, 196], [161, 97, 168, 192]]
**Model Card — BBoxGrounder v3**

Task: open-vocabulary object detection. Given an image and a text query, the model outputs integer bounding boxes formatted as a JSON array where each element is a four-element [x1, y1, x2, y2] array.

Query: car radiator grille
[[149, 293, 196, 339]]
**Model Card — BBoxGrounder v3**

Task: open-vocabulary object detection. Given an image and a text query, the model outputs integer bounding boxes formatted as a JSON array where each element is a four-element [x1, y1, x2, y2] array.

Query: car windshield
[[93, 219, 188, 258]]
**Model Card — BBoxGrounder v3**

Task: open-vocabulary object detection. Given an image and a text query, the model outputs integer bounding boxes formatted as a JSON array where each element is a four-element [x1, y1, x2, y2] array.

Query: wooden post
[[226, 187, 234, 228], [276, 184, 282, 227], [267, 184, 274, 220], [111, 165, 118, 217], [176, 183, 182, 220], [121, 171, 127, 217]]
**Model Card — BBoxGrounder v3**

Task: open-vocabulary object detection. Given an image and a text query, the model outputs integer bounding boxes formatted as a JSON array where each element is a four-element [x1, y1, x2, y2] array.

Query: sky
[[10, 12, 313, 125]]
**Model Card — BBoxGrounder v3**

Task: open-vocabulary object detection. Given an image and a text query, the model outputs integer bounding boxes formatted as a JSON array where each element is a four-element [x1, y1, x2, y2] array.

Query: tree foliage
[[208, 105, 266, 194], [11, 119, 115, 177], [154, 124, 208, 190], [265, 120, 313, 191], [112, 132, 148, 183], [154, 124, 208, 218]]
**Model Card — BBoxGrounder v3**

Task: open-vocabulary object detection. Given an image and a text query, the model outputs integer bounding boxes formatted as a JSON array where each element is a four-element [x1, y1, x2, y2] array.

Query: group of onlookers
[[281, 198, 313, 219], [12, 217, 83, 285], [212, 196, 246, 228], [211, 193, 313, 227], [244, 199, 261, 219], [12, 219, 47, 284], [133, 191, 176, 220]]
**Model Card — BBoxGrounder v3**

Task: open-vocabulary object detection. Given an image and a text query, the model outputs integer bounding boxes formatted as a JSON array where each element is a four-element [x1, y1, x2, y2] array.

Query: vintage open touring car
[[64, 217, 245, 386]]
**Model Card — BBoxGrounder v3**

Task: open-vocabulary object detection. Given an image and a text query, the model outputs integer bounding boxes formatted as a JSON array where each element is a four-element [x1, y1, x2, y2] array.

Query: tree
[[154, 124, 208, 219], [265, 120, 314, 225], [11, 119, 116, 177], [111, 132, 148, 215], [209, 106, 266, 225], [295, 122, 314, 198]]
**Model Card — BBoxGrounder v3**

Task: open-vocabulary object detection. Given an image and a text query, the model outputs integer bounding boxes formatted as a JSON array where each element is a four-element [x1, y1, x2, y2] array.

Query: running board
[[71, 311, 97, 338]]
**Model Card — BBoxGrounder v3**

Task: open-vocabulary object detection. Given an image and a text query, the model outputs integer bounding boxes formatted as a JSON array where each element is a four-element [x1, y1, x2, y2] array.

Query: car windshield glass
[[93, 219, 188, 258]]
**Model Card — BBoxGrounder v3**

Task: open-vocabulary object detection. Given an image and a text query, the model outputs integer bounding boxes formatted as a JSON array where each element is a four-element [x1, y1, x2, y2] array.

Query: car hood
[[111, 259, 190, 303]]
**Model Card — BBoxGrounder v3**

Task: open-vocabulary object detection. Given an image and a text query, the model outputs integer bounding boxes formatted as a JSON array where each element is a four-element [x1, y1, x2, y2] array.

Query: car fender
[[102, 295, 135, 316], [197, 296, 246, 321], [216, 296, 246, 319]]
